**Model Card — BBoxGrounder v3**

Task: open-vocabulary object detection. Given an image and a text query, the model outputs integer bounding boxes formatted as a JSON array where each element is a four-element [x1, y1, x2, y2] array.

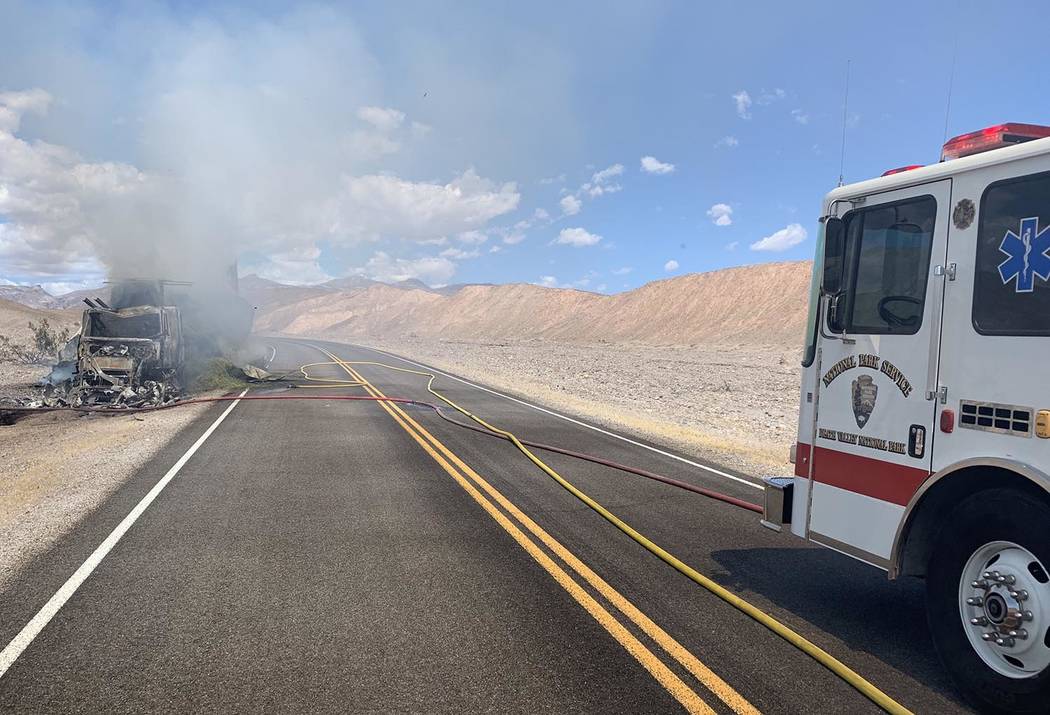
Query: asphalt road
[[0, 338, 973, 713]]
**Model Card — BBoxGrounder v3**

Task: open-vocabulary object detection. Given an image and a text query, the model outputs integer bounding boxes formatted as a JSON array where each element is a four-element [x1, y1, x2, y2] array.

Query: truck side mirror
[[822, 217, 845, 295]]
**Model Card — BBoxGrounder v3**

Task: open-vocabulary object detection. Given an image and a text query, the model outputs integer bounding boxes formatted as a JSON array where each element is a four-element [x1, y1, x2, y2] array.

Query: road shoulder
[[0, 398, 226, 594]]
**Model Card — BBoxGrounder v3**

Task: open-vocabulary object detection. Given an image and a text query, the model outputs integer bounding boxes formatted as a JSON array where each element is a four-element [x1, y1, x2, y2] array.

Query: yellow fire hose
[[304, 353, 912, 715]]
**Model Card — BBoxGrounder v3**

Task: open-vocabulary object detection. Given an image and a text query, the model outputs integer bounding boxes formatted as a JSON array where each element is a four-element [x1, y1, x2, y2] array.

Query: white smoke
[[0, 4, 542, 290]]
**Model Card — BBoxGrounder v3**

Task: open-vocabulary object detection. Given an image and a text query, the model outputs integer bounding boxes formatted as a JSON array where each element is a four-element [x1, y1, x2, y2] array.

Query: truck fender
[[889, 456, 1050, 579]]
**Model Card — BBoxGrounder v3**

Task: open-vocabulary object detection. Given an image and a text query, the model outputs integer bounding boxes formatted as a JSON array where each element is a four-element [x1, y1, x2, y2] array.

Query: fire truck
[[762, 123, 1050, 712]]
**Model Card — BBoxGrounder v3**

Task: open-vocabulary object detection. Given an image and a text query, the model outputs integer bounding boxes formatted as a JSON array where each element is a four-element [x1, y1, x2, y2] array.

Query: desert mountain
[[252, 261, 813, 347], [48, 286, 112, 309], [239, 275, 333, 309], [0, 284, 110, 311], [1, 262, 814, 348], [0, 298, 82, 344], [0, 285, 63, 309]]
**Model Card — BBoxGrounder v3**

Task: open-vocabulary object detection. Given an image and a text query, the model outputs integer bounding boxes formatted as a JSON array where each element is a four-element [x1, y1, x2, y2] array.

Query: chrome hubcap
[[959, 541, 1050, 678]]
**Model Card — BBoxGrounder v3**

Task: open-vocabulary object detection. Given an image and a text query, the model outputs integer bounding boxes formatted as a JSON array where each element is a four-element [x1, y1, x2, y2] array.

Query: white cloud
[[537, 275, 558, 287], [664, 259, 679, 272], [254, 246, 333, 285], [0, 5, 574, 291], [364, 251, 457, 285], [410, 121, 432, 139], [338, 169, 520, 241], [484, 219, 530, 246], [611, 266, 633, 275], [757, 88, 786, 105], [539, 174, 566, 185], [440, 246, 480, 260], [791, 109, 810, 125], [714, 135, 739, 149], [457, 230, 488, 245], [555, 227, 602, 247], [707, 203, 733, 226], [640, 156, 675, 175], [555, 163, 627, 215], [347, 107, 412, 158], [560, 194, 582, 216], [750, 223, 807, 252], [726, 241, 739, 251], [533, 207, 550, 221], [356, 106, 406, 132], [0, 89, 52, 132], [591, 163, 624, 185], [0, 90, 150, 282], [586, 183, 621, 198], [0, 80, 519, 288], [732, 90, 752, 119]]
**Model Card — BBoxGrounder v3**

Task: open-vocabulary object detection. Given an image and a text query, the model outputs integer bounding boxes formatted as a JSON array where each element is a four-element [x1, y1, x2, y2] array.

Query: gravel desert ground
[[360, 337, 802, 477]]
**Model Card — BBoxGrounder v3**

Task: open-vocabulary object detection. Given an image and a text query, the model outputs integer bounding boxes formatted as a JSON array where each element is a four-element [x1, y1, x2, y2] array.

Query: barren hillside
[[1, 262, 814, 349], [253, 261, 813, 346], [0, 285, 59, 309], [0, 298, 81, 344]]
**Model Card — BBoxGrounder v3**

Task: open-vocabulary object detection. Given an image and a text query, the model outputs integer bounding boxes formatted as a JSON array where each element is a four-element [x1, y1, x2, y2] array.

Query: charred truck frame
[[74, 280, 187, 404]]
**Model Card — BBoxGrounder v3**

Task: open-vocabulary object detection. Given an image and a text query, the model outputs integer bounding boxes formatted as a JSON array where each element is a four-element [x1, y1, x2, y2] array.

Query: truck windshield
[[87, 312, 161, 338], [801, 223, 824, 367]]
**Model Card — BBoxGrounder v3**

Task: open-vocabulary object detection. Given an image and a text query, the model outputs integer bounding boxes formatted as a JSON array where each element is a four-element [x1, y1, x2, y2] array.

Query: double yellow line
[[313, 344, 758, 715]]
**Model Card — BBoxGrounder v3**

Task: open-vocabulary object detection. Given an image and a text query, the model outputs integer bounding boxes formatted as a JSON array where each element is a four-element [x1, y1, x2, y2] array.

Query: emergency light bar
[[881, 164, 924, 177], [940, 123, 1050, 161]]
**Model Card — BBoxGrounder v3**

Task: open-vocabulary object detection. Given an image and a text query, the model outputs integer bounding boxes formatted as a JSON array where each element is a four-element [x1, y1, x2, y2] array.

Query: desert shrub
[[185, 357, 249, 393], [0, 320, 71, 364]]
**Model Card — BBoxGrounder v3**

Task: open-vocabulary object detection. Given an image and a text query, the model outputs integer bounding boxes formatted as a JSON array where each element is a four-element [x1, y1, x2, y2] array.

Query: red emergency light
[[941, 123, 1050, 161], [881, 164, 924, 177]]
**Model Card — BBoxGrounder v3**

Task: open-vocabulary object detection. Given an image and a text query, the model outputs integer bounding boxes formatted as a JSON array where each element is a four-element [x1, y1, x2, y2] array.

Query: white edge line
[[0, 389, 249, 679], [343, 342, 762, 491]]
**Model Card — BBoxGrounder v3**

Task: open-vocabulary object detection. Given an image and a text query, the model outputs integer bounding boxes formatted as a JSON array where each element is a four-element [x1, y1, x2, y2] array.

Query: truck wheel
[[926, 489, 1050, 713]]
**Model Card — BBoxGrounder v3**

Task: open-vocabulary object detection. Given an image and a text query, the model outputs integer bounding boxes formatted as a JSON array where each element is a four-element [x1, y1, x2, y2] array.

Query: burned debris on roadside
[[3, 274, 255, 412]]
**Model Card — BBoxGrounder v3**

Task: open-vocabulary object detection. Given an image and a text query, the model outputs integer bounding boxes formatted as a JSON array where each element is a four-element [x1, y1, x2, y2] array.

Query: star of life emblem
[[998, 216, 1050, 293], [851, 374, 878, 429]]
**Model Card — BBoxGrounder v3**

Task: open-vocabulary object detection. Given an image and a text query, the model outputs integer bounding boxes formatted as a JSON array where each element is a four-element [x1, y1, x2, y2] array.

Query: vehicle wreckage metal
[[29, 302, 186, 408], [5, 275, 255, 412]]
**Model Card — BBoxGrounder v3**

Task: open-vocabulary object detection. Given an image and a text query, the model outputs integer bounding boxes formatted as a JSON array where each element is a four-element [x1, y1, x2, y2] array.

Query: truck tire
[[926, 488, 1050, 713]]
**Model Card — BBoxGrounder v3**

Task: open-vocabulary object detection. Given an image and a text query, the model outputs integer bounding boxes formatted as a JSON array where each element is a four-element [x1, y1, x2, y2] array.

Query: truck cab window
[[830, 195, 936, 335], [87, 312, 162, 338], [973, 171, 1050, 335]]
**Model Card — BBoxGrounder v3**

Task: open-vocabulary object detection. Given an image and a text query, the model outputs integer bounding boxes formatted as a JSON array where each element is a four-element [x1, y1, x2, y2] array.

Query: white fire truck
[[762, 123, 1050, 712]]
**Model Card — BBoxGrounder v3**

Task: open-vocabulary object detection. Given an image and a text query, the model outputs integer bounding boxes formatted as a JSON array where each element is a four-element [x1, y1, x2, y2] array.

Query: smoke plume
[[0, 4, 547, 291]]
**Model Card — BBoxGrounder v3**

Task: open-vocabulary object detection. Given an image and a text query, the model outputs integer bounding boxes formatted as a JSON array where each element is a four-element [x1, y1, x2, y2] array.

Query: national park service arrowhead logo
[[851, 374, 878, 429]]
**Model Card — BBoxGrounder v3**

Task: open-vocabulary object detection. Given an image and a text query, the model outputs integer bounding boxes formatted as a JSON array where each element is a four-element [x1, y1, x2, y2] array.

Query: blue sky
[[1, 0, 1049, 294]]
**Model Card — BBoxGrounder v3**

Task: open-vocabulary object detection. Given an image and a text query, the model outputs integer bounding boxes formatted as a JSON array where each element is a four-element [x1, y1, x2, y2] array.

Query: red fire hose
[[2, 392, 762, 513]]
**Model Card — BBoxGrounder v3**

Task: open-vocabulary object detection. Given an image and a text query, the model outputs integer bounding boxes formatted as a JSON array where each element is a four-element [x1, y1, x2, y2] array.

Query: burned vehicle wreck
[[8, 272, 255, 411], [71, 299, 184, 406]]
